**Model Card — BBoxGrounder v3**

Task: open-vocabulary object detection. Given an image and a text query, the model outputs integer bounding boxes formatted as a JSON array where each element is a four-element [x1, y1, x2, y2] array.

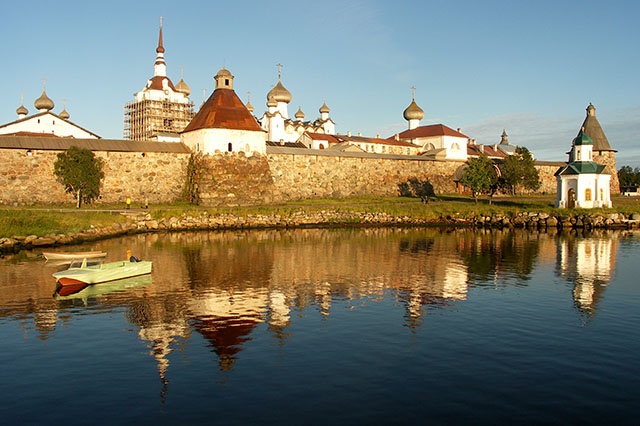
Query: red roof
[[343, 134, 417, 147], [396, 124, 468, 139], [182, 88, 264, 133], [1, 131, 59, 137], [147, 75, 176, 91], [467, 144, 507, 158], [305, 132, 340, 144]]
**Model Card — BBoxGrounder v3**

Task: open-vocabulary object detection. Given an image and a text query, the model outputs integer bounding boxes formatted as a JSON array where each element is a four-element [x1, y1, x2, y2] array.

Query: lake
[[0, 228, 638, 425]]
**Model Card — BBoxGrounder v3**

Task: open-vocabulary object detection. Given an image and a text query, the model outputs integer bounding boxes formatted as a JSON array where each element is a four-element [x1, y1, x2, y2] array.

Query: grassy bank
[[2, 194, 640, 238]]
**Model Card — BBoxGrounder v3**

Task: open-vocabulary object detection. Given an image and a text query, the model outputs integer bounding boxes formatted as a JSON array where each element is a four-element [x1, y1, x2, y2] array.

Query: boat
[[54, 274, 152, 300], [43, 251, 107, 261], [52, 257, 152, 286]]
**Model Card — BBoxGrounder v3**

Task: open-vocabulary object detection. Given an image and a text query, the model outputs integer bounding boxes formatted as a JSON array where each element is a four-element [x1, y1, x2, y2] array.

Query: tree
[[618, 165, 640, 187], [501, 146, 540, 195], [460, 155, 498, 204], [54, 146, 105, 208]]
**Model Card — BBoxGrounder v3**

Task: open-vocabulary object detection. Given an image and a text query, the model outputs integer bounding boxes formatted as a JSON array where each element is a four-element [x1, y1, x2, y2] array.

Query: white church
[[555, 128, 611, 208]]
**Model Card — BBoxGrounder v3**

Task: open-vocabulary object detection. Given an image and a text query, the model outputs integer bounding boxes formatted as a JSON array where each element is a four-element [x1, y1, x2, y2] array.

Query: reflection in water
[[0, 228, 623, 392], [556, 231, 618, 320]]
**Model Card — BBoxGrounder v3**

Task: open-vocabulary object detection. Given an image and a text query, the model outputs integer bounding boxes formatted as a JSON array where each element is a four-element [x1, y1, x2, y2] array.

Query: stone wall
[[197, 152, 279, 206], [267, 151, 464, 200], [0, 149, 189, 205], [594, 151, 619, 194], [535, 162, 564, 194]]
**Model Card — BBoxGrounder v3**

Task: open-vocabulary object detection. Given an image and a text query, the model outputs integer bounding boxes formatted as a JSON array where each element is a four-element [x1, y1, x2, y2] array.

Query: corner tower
[[579, 103, 618, 193]]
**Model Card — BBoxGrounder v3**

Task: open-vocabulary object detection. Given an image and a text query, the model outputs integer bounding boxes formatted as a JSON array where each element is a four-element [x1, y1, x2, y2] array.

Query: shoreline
[[2, 209, 639, 254]]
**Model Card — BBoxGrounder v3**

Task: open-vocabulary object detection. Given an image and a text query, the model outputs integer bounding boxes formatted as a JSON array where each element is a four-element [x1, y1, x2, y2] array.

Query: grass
[[2, 194, 640, 238]]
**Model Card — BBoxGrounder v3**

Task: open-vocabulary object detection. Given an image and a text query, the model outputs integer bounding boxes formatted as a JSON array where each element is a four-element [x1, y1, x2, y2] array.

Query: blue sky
[[2, 0, 639, 165]]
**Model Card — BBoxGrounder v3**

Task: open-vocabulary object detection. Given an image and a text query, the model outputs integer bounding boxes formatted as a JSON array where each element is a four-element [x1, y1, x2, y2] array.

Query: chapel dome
[[319, 102, 330, 114], [216, 68, 232, 78], [246, 100, 254, 113], [175, 78, 191, 95], [266, 95, 278, 108], [59, 108, 70, 120], [34, 90, 54, 111], [16, 104, 28, 116], [403, 100, 424, 121], [267, 80, 292, 103], [295, 107, 304, 119]]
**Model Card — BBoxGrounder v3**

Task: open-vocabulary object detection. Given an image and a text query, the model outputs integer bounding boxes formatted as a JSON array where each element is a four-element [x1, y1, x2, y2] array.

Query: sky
[[2, 0, 639, 166]]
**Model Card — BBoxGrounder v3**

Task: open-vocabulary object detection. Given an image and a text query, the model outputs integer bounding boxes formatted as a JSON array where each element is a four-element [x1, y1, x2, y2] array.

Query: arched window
[[600, 188, 604, 200], [228, 143, 233, 152], [585, 188, 592, 201], [245, 144, 250, 152]]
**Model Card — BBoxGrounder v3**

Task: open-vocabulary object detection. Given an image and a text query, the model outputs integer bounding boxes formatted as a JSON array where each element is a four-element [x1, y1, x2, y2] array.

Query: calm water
[[0, 228, 638, 425]]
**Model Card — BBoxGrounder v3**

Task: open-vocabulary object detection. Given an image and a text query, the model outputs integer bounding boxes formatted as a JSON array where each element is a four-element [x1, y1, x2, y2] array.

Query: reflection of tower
[[557, 233, 618, 318], [188, 289, 268, 371], [138, 321, 190, 389], [34, 306, 58, 341]]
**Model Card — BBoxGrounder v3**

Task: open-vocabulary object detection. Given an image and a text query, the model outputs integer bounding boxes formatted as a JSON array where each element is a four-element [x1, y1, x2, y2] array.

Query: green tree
[[618, 165, 640, 187], [501, 146, 540, 195], [53, 146, 105, 208], [460, 155, 498, 204]]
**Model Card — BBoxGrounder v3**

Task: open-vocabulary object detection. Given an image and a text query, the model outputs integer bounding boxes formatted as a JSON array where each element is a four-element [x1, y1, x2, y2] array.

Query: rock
[[631, 213, 640, 221], [32, 237, 55, 247], [24, 235, 38, 245], [547, 216, 558, 227]]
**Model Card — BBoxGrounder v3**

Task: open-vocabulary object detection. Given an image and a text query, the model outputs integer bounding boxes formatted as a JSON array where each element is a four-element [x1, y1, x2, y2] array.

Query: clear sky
[[2, 0, 639, 166]]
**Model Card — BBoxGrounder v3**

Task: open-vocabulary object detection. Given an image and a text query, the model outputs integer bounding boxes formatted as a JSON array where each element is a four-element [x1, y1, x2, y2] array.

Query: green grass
[[2, 194, 640, 238], [0, 209, 127, 238]]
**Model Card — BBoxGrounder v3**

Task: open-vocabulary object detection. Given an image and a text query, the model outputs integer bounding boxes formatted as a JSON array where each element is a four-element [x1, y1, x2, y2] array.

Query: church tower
[[403, 86, 424, 130], [578, 103, 618, 193], [123, 19, 195, 141]]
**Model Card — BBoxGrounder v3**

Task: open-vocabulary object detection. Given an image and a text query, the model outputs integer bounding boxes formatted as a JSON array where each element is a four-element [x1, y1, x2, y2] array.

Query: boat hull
[[43, 251, 107, 261], [53, 261, 152, 285]]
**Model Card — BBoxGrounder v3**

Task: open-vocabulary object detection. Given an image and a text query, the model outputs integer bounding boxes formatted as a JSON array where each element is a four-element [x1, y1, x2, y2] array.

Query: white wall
[[182, 128, 267, 155], [0, 113, 98, 138]]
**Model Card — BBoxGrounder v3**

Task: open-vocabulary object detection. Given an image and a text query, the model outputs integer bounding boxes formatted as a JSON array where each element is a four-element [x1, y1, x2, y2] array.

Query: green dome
[[573, 128, 593, 146]]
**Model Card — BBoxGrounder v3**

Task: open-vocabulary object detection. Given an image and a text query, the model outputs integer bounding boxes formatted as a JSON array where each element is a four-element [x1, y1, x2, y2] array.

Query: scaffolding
[[124, 99, 195, 140]]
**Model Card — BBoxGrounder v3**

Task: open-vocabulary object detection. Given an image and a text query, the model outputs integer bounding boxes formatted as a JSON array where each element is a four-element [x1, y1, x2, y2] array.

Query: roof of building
[[0, 135, 191, 153], [182, 88, 264, 133], [580, 103, 614, 152], [266, 140, 307, 148], [147, 75, 176, 91], [467, 144, 507, 158], [0, 111, 101, 138], [395, 124, 468, 140], [573, 128, 593, 146], [303, 132, 341, 144], [328, 142, 366, 152], [555, 161, 607, 176], [345, 134, 418, 147], [175, 78, 191, 95]]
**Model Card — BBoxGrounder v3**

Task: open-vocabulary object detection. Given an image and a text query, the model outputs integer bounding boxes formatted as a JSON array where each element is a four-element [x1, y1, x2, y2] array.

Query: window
[[585, 188, 592, 201], [228, 143, 233, 152], [245, 144, 250, 152], [601, 188, 604, 200], [225, 79, 229, 86], [589, 151, 592, 160]]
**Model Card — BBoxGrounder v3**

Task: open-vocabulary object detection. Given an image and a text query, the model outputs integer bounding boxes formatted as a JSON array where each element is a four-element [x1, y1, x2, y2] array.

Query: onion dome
[[267, 80, 292, 103], [175, 78, 191, 95], [403, 99, 424, 121], [59, 108, 70, 120], [573, 127, 593, 146], [295, 107, 304, 120], [34, 90, 54, 112], [267, 94, 277, 108], [319, 101, 330, 114], [16, 102, 28, 117], [246, 100, 254, 114]]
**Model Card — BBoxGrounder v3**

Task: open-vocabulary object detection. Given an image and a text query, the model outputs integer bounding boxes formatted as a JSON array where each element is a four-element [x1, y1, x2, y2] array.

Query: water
[[0, 228, 638, 425]]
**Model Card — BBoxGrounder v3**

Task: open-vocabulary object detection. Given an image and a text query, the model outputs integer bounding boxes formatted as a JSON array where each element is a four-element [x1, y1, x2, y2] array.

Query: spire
[[580, 103, 613, 151], [246, 91, 254, 114], [500, 129, 509, 144], [154, 17, 167, 77]]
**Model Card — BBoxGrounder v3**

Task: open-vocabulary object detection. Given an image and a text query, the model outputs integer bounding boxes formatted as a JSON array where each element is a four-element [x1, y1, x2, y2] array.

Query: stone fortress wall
[[0, 143, 573, 206]]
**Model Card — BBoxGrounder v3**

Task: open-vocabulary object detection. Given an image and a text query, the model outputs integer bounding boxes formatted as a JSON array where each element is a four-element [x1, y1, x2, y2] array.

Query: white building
[[555, 129, 611, 208], [259, 67, 335, 143], [0, 86, 99, 139], [181, 68, 267, 155], [390, 92, 468, 161]]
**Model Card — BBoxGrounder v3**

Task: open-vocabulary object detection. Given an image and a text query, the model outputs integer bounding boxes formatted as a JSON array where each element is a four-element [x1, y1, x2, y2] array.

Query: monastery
[[0, 22, 619, 207]]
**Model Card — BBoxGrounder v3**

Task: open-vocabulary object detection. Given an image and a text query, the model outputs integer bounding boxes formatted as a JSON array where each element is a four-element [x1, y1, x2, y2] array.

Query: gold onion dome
[[34, 90, 54, 111], [267, 95, 277, 108], [175, 78, 191, 95], [295, 107, 304, 119], [59, 108, 70, 120], [403, 100, 424, 121], [16, 103, 28, 116], [246, 100, 254, 113], [319, 101, 330, 114], [267, 80, 292, 103]]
